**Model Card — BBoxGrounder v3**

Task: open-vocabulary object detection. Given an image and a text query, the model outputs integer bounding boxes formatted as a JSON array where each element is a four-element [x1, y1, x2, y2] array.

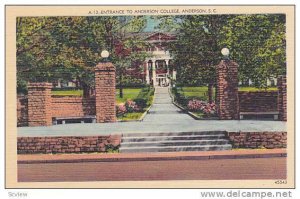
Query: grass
[[52, 88, 142, 104], [238, 87, 278, 92], [177, 86, 278, 100], [117, 112, 144, 121], [177, 86, 214, 99], [52, 90, 83, 96], [115, 88, 142, 104]]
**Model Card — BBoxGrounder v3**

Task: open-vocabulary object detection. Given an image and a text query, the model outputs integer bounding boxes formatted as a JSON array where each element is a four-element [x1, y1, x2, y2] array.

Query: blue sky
[[143, 16, 160, 32]]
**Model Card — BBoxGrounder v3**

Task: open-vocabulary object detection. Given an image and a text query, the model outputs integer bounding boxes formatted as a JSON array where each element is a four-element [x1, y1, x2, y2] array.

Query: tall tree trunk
[[208, 82, 214, 104], [82, 82, 90, 98]]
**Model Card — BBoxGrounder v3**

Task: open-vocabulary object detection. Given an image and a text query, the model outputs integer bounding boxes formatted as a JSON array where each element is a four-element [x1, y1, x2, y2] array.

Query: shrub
[[187, 99, 217, 117], [116, 76, 147, 88], [187, 99, 206, 111], [125, 100, 140, 113], [202, 102, 217, 116], [116, 104, 127, 116], [134, 86, 154, 109], [133, 98, 147, 110]]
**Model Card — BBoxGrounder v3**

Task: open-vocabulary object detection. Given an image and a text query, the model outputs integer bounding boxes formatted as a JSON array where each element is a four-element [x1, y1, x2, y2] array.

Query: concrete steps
[[120, 131, 232, 153]]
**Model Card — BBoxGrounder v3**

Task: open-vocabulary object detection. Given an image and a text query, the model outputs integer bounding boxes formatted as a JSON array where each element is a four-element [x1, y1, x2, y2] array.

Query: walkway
[[17, 87, 286, 137], [142, 87, 194, 124]]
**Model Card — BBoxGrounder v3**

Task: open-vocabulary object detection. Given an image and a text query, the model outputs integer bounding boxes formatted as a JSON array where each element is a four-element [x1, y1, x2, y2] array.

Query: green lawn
[[52, 88, 142, 104], [52, 90, 83, 96], [238, 87, 278, 92], [117, 112, 144, 121], [177, 86, 214, 99], [115, 88, 142, 104], [177, 86, 278, 99]]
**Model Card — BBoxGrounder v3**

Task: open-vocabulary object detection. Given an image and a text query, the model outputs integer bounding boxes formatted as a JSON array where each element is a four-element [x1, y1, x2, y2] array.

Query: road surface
[[18, 157, 286, 182]]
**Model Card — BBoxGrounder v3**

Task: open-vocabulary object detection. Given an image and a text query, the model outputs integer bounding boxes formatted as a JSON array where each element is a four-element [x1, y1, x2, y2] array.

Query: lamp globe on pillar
[[101, 50, 110, 62], [221, 48, 230, 60]]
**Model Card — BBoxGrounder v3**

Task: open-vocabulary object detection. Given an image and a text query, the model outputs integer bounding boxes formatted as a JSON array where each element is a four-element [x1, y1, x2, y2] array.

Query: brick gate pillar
[[216, 60, 239, 120], [277, 75, 287, 121], [27, 82, 52, 126], [94, 62, 116, 123]]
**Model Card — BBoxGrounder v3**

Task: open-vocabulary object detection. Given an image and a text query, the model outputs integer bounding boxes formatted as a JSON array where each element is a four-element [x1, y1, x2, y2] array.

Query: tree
[[220, 14, 286, 87], [16, 16, 148, 98], [17, 16, 107, 96], [156, 14, 286, 98], [157, 15, 230, 102], [101, 16, 149, 98]]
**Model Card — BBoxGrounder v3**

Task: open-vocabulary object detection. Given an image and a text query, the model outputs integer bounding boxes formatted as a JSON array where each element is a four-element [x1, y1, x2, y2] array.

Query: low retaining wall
[[228, 131, 287, 149], [17, 135, 121, 154], [52, 96, 95, 117], [17, 96, 96, 126], [238, 91, 278, 112]]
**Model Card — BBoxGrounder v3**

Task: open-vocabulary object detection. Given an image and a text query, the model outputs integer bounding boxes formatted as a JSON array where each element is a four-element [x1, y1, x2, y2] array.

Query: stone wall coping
[[238, 90, 278, 94], [95, 62, 115, 71], [28, 82, 52, 88], [217, 60, 239, 68]]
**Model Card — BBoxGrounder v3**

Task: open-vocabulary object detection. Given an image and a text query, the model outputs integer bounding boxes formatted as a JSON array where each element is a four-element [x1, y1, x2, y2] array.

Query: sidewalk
[[18, 149, 286, 164]]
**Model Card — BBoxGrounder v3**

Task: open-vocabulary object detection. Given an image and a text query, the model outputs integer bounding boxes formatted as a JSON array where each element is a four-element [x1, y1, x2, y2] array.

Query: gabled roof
[[125, 31, 176, 41]]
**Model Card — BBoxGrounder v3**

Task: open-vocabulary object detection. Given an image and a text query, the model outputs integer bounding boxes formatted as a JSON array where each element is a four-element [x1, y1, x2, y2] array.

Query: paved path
[[18, 157, 286, 182], [18, 87, 286, 137], [142, 87, 194, 124]]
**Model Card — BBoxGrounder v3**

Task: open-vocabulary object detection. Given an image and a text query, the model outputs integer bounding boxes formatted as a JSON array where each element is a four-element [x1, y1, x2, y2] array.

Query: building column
[[145, 60, 150, 84], [152, 59, 157, 86], [165, 59, 170, 85], [216, 60, 239, 120], [94, 62, 116, 123], [27, 82, 53, 126], [172, 70, 177, 80]]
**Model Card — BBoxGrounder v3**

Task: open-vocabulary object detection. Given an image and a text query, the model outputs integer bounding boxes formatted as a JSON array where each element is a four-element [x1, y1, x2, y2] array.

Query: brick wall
[[17, 135, 121, 154], [238, 91, 278, 112], [216, 60, 239, 119], [278, 76, 287, 121], [95, 62, 116, 122], [27, 83, 52, 126], [17, 95, 28, 127], [52, 96, 95, 117], [228, 131, 287, 149]]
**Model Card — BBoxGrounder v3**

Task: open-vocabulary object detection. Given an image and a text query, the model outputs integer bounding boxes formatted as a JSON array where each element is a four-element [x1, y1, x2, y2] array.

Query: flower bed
[[172, 87, 217, 119], [116, 86, 154, 121], [187, 99, 217, 118]]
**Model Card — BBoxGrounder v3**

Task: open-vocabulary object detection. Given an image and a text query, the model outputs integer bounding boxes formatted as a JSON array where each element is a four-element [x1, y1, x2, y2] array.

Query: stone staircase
[[119, 131, 232, 153]]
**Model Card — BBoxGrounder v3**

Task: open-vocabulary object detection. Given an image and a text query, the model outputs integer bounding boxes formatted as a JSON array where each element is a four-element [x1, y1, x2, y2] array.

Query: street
[[18, 157, 286, 182]]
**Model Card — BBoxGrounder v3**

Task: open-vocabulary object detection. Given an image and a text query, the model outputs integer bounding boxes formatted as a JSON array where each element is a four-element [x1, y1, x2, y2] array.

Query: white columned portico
[[145, 60, 150, 84], [152, 59, 157, 86], [165, 59, 170, 85], [172, 70, 177, 80]]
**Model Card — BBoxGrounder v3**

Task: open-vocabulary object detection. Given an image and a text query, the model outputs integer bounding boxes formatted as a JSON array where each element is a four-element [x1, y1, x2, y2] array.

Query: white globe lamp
[[101, 50, 109, 58], [221, 48, 230, 59]]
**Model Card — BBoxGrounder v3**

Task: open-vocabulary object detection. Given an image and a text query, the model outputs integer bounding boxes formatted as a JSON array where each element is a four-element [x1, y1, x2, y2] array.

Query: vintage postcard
[[5, 5, 295, 188]]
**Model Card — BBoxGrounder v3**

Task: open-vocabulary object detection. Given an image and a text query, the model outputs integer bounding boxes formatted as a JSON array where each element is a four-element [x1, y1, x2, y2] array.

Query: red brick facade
[[17, 135, 121, 154], [278, 76, 287, 121], [238, 91, 278, 112], [27, 83, 52, 126], [216, 60, 239, 119], [94, 62, 116, 123]]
